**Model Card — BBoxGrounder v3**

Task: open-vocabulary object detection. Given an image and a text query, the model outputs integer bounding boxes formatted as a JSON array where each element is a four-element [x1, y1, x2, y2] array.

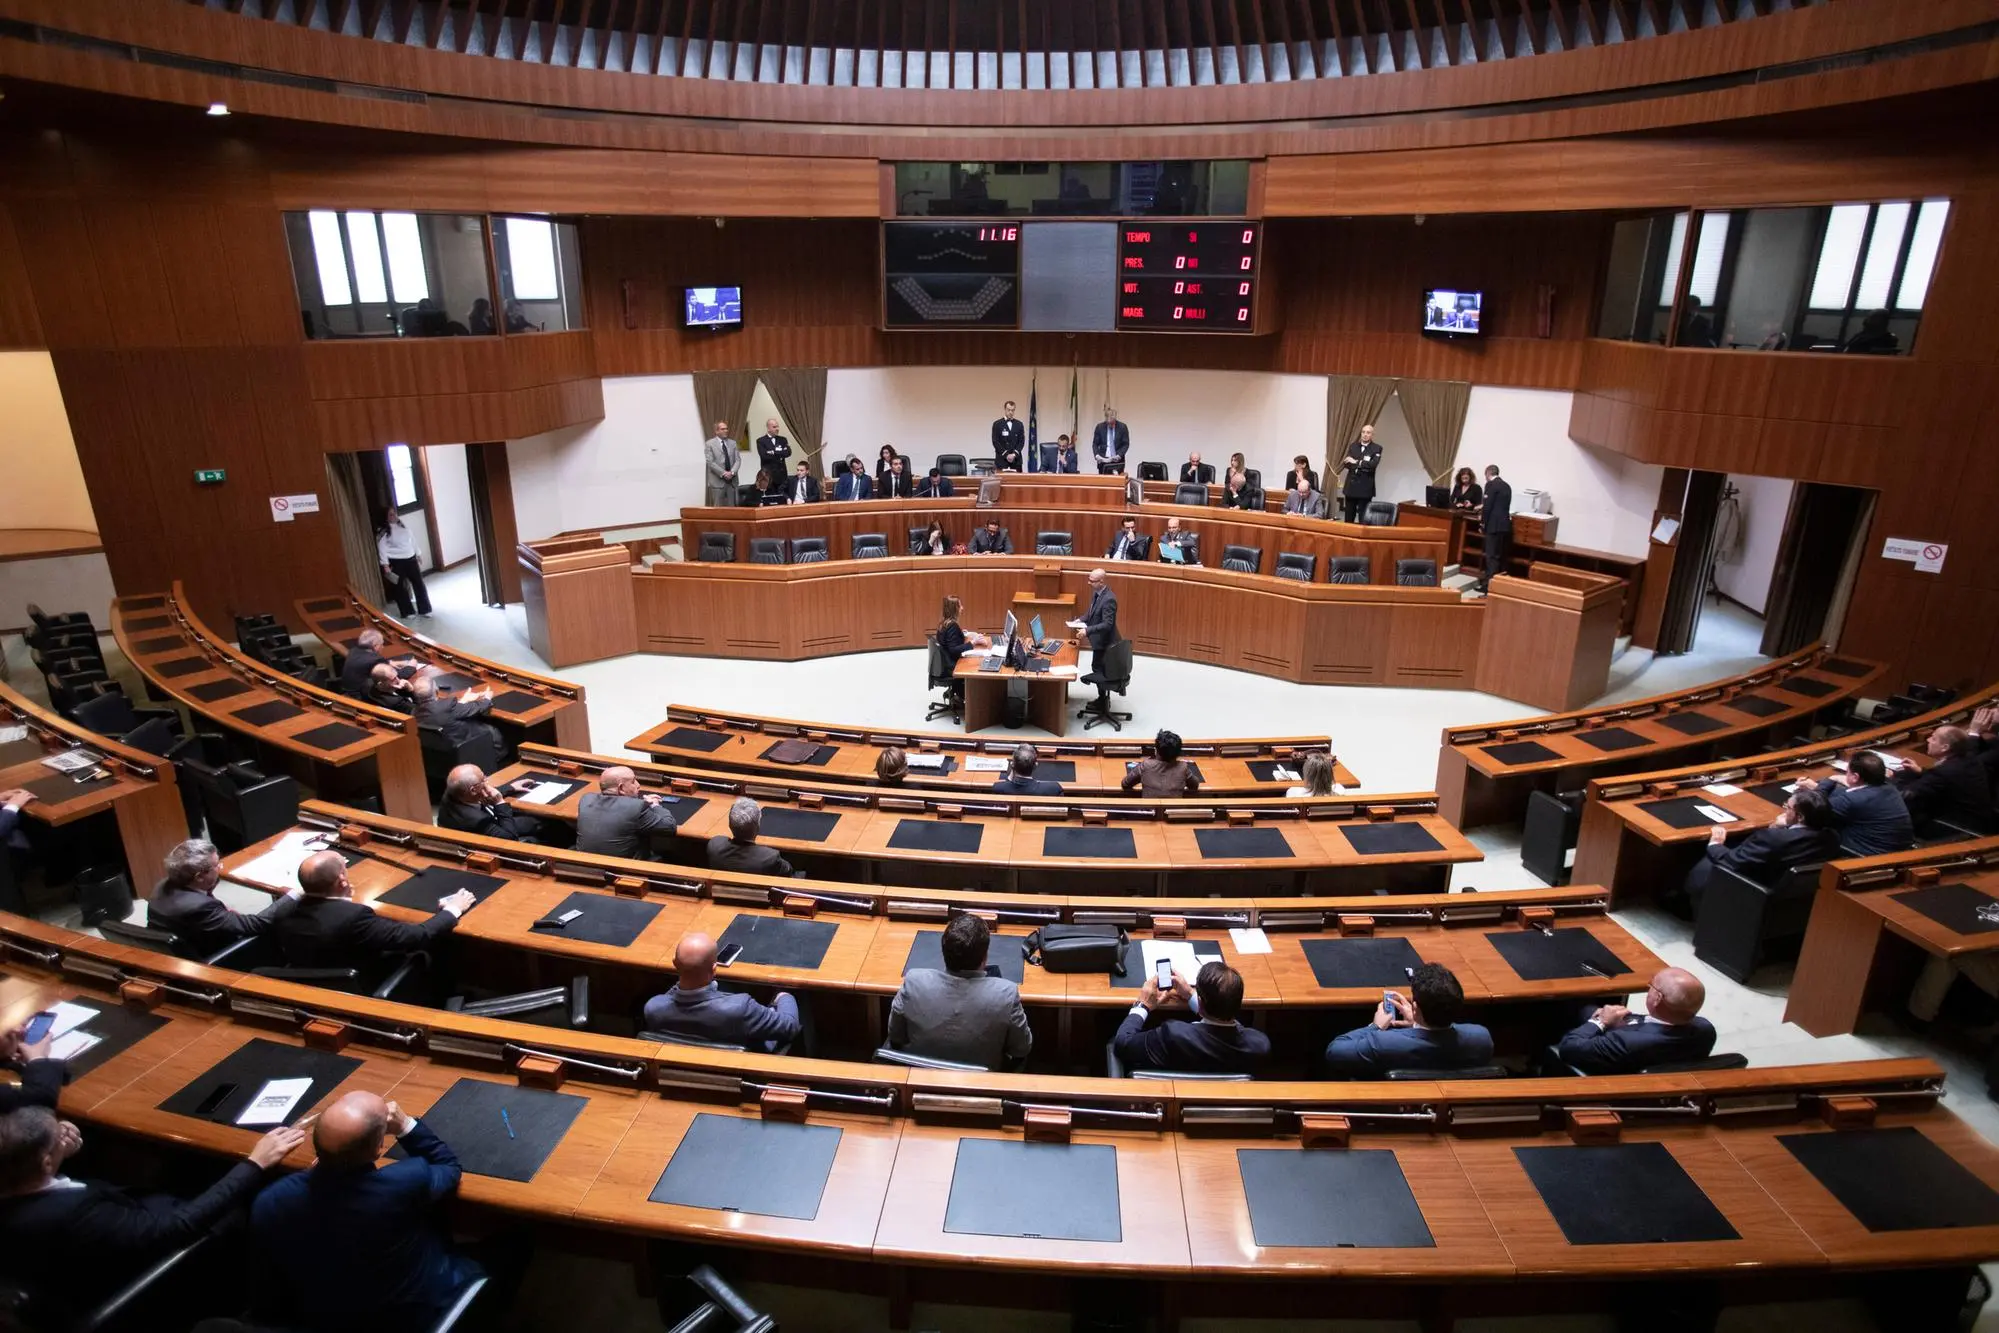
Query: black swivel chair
[[1173, 482, 1208, 506], [183, 758, 300, 854], [1035, 531, 1073, 556], [907, 526, 931, 555], [1104, 1040, 1252, 1081], [73, 691, 180, 743], [1396, 558, 1439, 586], [1243, 467, 1262, 492], [1363, 500, 1398, 525], [1384, 1065, 1506, 1081], [747, 536, 787, 565], [1539, 1048, 1749, 1078], [418, 723, 501, 801], [1134, 461, 1166, 481], [1692, 861, 1826, 983], [790, 536, 830, 563], [935, 454, 969, 477], [851, 533, 889, 559], [874, 1046, 991, 1073], [1274, 552, 1316, 582], [2, 1230, 232, 1333], [447, 976, 589, 1030], [1328, 555, 1371, 584], [925, 638, 962, 724], [697, 532, 736, 562], [1220, 544, 1262, 575], [1078, 638, 1134, 732]]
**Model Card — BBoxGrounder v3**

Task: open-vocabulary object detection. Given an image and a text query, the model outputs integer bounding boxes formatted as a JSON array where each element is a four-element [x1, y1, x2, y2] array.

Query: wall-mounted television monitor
[[684, 286, 742, 329], [1423, 289, 1481, 336]]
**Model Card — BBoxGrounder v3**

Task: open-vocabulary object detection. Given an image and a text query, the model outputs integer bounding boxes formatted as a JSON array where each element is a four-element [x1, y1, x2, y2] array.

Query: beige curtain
[[323, 454, 387, 600], [1396, 379, 1473, 485], [691, 369, 761, 477], [761, 367, 828, 477], [1324, 375, 1397, 494]]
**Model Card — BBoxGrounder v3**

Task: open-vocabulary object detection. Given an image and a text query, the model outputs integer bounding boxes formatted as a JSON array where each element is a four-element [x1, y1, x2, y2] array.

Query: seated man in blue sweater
[[1112, 960, 1270, 1076], [1555, 967, 1716, 1075], [1324, 962, 1493, 1078], [643, 931, 801, 1053]]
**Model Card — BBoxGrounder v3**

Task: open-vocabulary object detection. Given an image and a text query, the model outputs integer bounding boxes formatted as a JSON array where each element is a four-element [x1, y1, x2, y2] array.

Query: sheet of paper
[[1695, 804, 1738, 824], [1876, 752, 1908, 770], [1830, 760, 1849, 771], [1228, 927, 1272, 955], [515, 781, 570, 806], [959, 647, 986, 658], [48, 1031, 101, 1062], [229, 830, 335, 894], [1045, 667, 1078, 678], [1064, 619, 1086, 630], [905, 754, 949, 770], [1139, 940, 1205, 982], [964, 757, 1008, 772], [1701, 783, 1743, 797], [0, 725, 25, 744], [41, 749, 101, 773], [47, 1001, 100, 1039], [236, 1076, 314, 1126], [1269, 766, 1301, 783]]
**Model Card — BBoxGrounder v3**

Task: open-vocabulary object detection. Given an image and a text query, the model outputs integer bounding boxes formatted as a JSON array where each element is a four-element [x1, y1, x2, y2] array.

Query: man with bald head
[[274, 850, 474, 975], [338, 627, 423, 698], [576, 766, 678, 861], [252, 1091, 485, 1331], [642, 932, 801, 1052], [1554, 967, 1716, 1075], [437, 764, 541, 844], [1893, 724, 1994, 835], [365, 662, 414, 714]]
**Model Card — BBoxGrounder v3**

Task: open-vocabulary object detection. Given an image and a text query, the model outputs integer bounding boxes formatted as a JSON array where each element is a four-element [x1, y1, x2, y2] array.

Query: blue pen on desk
[[501, 1108, 515, 1140]]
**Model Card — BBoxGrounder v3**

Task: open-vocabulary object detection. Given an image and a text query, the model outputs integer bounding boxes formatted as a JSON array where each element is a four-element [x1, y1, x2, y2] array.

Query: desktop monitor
[[1425, 485, 1451, 507], [1422, 288, 1482, 336], [1030, 614, 1045, 645], [1002, 610, 1019, 655]]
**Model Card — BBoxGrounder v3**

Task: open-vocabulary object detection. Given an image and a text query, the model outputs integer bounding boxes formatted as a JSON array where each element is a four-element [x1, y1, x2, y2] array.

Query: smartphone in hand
[[22, 1012, 55, 1045], [1155, 959, 1175, 991]]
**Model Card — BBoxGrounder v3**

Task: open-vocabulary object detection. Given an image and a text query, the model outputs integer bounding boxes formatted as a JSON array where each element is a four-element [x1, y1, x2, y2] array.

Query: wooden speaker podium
[[1473, 567, 1624, 711]]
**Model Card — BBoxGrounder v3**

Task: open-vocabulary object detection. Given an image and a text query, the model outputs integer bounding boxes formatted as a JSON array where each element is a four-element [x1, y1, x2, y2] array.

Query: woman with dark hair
[[935, 595, 991, 662], [1449, 466, 1483, 511], [751, 468, 787, 506], [1121, 728, 1201, 798], [875, 747, 909, 787], [920, 521, 948, 555], [466, 299, 495, 336], [876, 444, 903, 493]]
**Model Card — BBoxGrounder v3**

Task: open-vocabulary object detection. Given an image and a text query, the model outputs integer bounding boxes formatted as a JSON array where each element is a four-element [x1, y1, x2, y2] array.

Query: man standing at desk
[[1092, 408, 1130, 475], [1071, 568, 1120, 686], [1336, 424, 1382, 523], [1476, 464, 1513, 594], [703, 421, 739, 507], [992, 401, 1025, 471], [754, 418, 791, 490]]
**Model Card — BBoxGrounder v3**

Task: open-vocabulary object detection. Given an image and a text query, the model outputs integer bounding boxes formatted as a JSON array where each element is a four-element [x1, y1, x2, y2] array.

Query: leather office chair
[[924, 638, 962, 724], [3, 1228, 225, 1333], [1540, 1048, 1748, 1078], [748, 536, 787, 565], [99, 916, 178, 956], [255, 952, 426, 1002], [1519, 789, 1584, 885], [1036, 531, 1073, 556], [1692, 860, 1826, 983], [790, 536, 830, 563], [873, 1046, 990, 1072], [1220, 544, 1262, 574], [48, 670, 115, 717], [1274, 552, 1316, 582], [74, 691, 180, 742], [1328, 555, 1371, 585], [1383, 1065, 1506, 1080], [935, 454, 969, 477], [641, 1030, 747, 1052], [1137, 461, 1168, 481], [225, 1277, 490, 1333], [1363, 500, 1398, 525], [1105, 1040, 1252, 1080], [1240, 486, 1266, 511], [1396, 558, 1439, 586], [1243, 468, 1262, 491], [1173, 482, 1208, 507], [1078, 638, 1134, 732], [183, 758, 300, 854], [1908, 683, 1957, 705], [907, 526, 931, 555], [969, 456, 997, 474], [697, 532, 736, 562], [419, 723, 501, 799], [735, 483, 758, 506], [850, 532, 890, 559], [447, 976, 589, 1030]]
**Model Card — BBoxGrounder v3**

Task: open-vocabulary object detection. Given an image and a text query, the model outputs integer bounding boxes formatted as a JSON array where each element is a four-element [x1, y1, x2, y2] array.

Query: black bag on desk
[[1023, 924, 1128, 975]]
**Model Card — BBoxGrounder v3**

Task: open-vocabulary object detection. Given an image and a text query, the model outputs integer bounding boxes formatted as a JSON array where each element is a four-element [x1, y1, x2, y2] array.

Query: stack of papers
[[1269, 767, 1301, 783], [1139, 940, 1206, 981], [0, 725, 26, 744], [1695, 804, 1738, 824], [41, 749, 101, 774], [229, 830, 335, 893], [1701, 783, 1743, 797], [905, 753, 949, 770], [965, 757, 1008, 772], [514, 781, 571, 806], [1228, 927, 1272, 955]]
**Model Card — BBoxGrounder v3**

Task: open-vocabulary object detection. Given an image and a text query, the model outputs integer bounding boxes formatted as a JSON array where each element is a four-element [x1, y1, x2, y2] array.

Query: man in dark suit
[[409, 677, 502, 766], [878, 456, 916, 499], [148, 837, 301, 960], [1337, 425, 1383, 523], [439, 764, 543, 844], [1091, 409, 1130, 475], [1049, 435, 1080, 474], [576, 767, 679, 861], [833, 456, 874, 501], [1817, 751, 1915, 856], [1679, 786, 1840, 915], [1075, 568, 1120, 687], [1476, 464, 1513, 593], [364, 663, 415, 714], [992, 401, 1026, 471], [0, 1107, 303, 1298], [0, 788, 31, 852], [252, 1091, 486, 1332], [785, 462, 822, 505], [1894, 725, 1994, 834], [1105, 517, 1150, 562], [706, 797, 796, 877], [1283, 454, 1319, 494], [754, 417, 791, 489], [1179, 453, 1215, 485], [275, 850, 473, 972], [969, 519, 1012, 555], [916, 468, 956, 499], [1323, 963, 1493, 1078], [642, 932, 801, 1052], [992, 744, 1062, 796], [0, 1022, 64, 1115], [338, 629, 422, 698], [1554, 967, 1717, 1075], [1113, 960, 1270, 1076]]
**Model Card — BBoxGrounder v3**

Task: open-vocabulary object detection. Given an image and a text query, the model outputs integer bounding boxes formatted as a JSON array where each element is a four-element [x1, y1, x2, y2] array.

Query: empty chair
[[1395, 558, 1439, 586], [1273, 552, 1316, 582], [1173, 482, 1208, 507], [1363, 500, 1398, 525], [447, 976, 589, 1030], [1137, 461, 1168, 481], [851, 532, 889, 559], [791, 536, 830, 563], [183, 758, 300, 853], [969, 457, 997, 474], [1328, 555, 1370, 584], [1220, 544, 1262, 575], [907, 525, 931, 555], [697, 532, 735, 562], [748, 536, 788, 565], [73, 690, 179, 741], [1693, 861, 1826, 983], [935, 454, 969, 477], [1036, 531, 1073, 556], [1078, 638, 1135, 732]]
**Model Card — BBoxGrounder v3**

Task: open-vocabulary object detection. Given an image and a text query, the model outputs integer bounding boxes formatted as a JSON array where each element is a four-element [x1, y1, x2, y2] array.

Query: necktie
[[1115, 536, 1127, 559]]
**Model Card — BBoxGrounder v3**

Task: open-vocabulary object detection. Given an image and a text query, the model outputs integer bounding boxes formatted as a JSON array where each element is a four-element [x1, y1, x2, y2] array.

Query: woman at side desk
[[1449, 466, 1483, 511], [1286, 752, 1338, 797], [750, 469, 788, 506], [936, 596, 992, 660], [919, 521, 948, 555]]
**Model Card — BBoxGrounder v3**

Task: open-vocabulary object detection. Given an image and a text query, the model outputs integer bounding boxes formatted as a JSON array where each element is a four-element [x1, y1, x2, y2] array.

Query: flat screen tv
[[1423, 289, 1481, 336], [684, 286, 742, 329]]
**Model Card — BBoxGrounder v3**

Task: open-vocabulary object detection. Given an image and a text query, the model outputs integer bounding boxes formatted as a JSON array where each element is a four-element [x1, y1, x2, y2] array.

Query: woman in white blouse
[[1285, 752, 1337, 798]]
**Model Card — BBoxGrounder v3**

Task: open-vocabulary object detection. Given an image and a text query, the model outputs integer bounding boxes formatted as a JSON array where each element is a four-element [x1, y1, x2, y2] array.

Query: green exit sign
[[193, 469, 226, 485]]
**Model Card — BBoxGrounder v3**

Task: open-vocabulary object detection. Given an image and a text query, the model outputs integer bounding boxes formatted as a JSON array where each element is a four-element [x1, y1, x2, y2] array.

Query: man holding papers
[[275, 851, 474, 974], [149, 837, 301, 960]]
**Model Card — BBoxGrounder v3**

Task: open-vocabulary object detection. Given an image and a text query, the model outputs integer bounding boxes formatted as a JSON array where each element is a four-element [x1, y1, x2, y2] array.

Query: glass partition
[[894, 161, 1251, 217], [284, 210, 496, 340], [493, 216, 585, 333]]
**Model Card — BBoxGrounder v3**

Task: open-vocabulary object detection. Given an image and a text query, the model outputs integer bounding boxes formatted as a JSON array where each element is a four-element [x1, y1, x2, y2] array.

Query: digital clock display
[[1114, 224, 1260, 332]]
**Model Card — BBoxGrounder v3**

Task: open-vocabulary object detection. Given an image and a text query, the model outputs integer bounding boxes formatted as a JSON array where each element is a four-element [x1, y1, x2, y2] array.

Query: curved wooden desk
[[111, 585, 430, 823], [294, 589, 590, 749], [491, 743, 1479, 895], [1436, 644, 1886, 831], [627, 705, 1363, 796]]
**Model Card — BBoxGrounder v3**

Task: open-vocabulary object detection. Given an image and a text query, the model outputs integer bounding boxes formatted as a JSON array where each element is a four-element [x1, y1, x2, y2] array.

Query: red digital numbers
[[975, 226, 1019, 242]]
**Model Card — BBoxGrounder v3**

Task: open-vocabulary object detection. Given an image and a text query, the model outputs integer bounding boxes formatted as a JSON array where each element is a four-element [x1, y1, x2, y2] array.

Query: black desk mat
[[431, 672, 480, 692], [1727, 695, 1788, 718], [1481, 740, 1561, 767], [758, 808, 840, 842], [905, 930, 1027, 983], [1043, 826, 1137, 859], [153, 657, 211, 679], [187, 678, 252, 703], [1339, 823, 1444, 856], [718, 914, 838, 970], [943, 1138, 1121, 1243], [1516, 1142, 1739, 1245], [487, 690, 542, 714], [1748, 781, 1801, 806], [291, 722, 373, 752], [0, 739, 42, 768], [532, 891, 662, 948], [1238, 1148, 1435, 1249], [1246, 759, 1310, 784], [24, 772, 119, 804], [317, 615, 362, 631], [649, 1113, 842, 1220], [1820, 658, 1873, 677], [376, 865, 509, 912], [134, 635, 187, 655], [649, 793, 709, 824], [1300, 937, 1425, 990], [656, 727, 732, 753], [234, 700, 305, 727], [1891, 882, 1999, 936], [505, 772, 589, 805], [1029, 760, 1077, 783], [1783, 677, 1837, 698], [1658, 711, 1729, 736], [122, 595, 167, 610], [396, 1079, 585, 1184], [1779, 1126, 1999, 1232], [1112, 939, 1223, 989], [123, 615, 172, 632], [1577, 727, 1650, 752], [159, 1038, 362, 1127], [302, 597, 347, 613], [1485, 928, 1632, 982], [888, 820, 985, 855], [1193, 828, 1293, 859], [760, 741, 836, 766], [49, 1002, 169, 1080], [1636, 796, 1734, 831]]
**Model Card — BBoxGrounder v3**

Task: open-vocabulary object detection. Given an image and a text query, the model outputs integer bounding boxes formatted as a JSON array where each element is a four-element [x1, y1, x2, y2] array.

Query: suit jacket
[[1080, 585, 1120, 651], [0, 1059, 64, 1115], [1049, 447, 1080, 474], [275, 894, 460, 971], [1557, 1014, 1717, 1075], [1114, 1012, 1270, 1075], [917, 475, 956, 498], [576, 792, 678, 861], [413, 695, 497, 751], [834, 472, 874, 501], [366, 682, 414, 714], [252, 1121, 478, 1333], [1180, 462, 1215, 485], [703, 435, 738, 486], [1705, 822, 1839, 885], [1450, 480, 1483, 510], [1816, 777, 1916, 856], [1284, 468, 1320, 493], [1339, 441, 1382, 499], [992, 417, 1025, 455], [0, 1161, 269, 1295], [1896, 753, 1994, 832], [970, 528, 1012, 555], [642, 983, 799, 1052], [1105, 530, 1151, 561], [149, 881, 298, 959], [437, 798, 537, 844], [1481, 476, 1513, 534], [786, 474, 822, 505], [888, 967, 1032, 1069], [1283, 489, 1327, 517], [1091, 421, 1130, 469], [877, 469, 915, 499], [706, 835, 794, 877], [338, 647, 387, 696], [992, 775, 1062, 795], [996, 441, 1024, 472], [754, 433, 791, 482], [1323, 1021, 1494, 1079]]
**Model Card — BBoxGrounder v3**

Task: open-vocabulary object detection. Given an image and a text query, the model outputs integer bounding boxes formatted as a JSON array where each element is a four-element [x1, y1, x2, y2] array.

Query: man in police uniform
[[991, 400, 1026, 472]]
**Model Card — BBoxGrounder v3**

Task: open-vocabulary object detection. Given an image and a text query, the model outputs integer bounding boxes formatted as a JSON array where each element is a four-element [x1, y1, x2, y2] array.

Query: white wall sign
[[269, 493, 320, 523], [1916, 543, 1948, 574], [1883, 537, 1946, 573]]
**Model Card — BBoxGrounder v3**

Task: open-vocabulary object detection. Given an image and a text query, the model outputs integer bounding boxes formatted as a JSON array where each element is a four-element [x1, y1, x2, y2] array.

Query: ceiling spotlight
[[206, 102, 229, 116]]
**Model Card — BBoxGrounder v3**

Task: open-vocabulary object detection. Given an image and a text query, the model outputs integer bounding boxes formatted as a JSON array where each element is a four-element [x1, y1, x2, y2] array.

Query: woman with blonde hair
[[1285, 751, 1337, 798]]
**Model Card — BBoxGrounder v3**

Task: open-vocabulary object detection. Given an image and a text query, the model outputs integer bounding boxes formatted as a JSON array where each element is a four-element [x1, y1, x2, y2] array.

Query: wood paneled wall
[[307, 331, 604, 451]]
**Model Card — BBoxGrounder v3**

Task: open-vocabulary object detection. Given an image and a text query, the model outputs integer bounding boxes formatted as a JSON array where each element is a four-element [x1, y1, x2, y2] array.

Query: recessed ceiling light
[[206, 102, 229, 116]]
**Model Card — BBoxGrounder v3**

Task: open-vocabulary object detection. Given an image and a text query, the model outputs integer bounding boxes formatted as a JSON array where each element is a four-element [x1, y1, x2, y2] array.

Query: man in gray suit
[[705, 797, 796, 877], [703, 419, 739, 506], [576, 766, 679, 862], [643, 931, 800, 1052], [887, 914, 1032, 1070]]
